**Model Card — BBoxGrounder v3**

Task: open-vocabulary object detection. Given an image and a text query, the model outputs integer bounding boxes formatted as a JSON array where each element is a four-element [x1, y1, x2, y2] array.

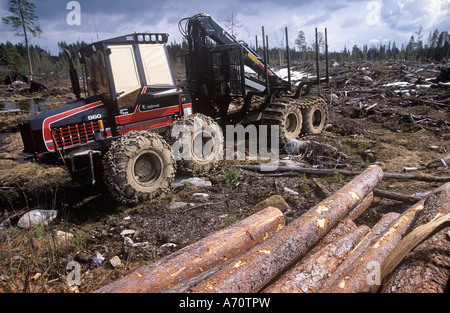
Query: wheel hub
[[133, 151, 163, 186]]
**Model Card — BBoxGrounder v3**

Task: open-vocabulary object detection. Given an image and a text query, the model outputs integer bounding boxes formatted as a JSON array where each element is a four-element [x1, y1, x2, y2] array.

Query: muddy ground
[[0, 60, 449, 293]]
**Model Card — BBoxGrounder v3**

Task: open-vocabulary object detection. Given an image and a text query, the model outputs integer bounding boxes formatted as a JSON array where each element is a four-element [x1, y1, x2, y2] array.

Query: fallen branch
[[341, 89, 395, 97], [230, 164, 450, 182], [231, 164, 358, 176], [373, 189, 422, 203], [382, 172, 450, 182], [181, 202, 222, 213]]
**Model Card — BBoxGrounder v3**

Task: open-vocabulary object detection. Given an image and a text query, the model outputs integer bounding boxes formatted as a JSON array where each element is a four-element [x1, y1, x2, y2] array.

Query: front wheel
[[103, 131, 175, 205], [171, 114, 224, 175]]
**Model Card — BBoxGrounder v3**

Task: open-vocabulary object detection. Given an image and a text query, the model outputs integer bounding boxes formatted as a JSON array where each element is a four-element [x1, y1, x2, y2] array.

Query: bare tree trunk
[[18, 0, 33, 81], [347, 191, 373, 220]]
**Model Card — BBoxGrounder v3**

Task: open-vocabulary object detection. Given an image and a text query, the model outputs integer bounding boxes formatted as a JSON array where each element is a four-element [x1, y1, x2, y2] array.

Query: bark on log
[[311, 218, 358, 253], [326, 198, 429, 293], [380, 184, 450, 293], [317, 212, 401, 292], [263, 225, 370, 293], [347, 192, 373, 221], [373, 189, 421, 204], [190, 165, 384, 293], [166, 219, 357, 293], [95, 207, 285, 293]]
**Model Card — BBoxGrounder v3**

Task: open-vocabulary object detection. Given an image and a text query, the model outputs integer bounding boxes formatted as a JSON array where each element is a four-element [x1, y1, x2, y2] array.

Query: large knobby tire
[[103, 131, 175, 205], [299, 96, 329, 135], [261, 98, 303, 143], [171, 114, 224, 175]]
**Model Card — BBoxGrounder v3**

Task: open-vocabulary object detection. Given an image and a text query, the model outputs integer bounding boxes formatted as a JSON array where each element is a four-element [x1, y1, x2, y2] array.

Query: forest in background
[[0, 28, 449, 79]]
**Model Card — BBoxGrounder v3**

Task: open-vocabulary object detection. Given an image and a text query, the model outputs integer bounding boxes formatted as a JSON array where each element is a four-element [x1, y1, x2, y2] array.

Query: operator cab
[[78, 33, 185, 135]]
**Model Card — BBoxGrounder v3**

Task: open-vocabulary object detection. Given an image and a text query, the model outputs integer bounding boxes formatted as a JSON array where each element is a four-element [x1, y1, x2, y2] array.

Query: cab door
[[106, 44, 142, 115], [107, 43, 181, 134]]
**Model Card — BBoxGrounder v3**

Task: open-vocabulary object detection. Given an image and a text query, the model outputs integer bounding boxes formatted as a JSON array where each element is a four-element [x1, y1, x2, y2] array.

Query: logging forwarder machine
[[178, 13, 329, 141], [18, 32, 223, 204], [17, 13, 328, 205]]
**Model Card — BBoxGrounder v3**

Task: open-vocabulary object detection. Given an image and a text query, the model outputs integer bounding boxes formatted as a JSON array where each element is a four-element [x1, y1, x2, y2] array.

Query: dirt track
[[0, 60, 449, 292]]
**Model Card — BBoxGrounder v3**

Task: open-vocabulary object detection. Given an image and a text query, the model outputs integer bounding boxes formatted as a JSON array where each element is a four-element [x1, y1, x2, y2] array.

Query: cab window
[[139, 44, 175, 86]]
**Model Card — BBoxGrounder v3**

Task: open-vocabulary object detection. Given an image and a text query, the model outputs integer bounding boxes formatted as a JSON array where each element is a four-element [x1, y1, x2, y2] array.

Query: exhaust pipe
[[63, 49, 81, 100]]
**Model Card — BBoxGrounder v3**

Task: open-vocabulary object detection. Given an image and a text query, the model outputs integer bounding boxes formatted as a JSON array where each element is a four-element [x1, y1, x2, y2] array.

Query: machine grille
[[51, 121, 102, 149]]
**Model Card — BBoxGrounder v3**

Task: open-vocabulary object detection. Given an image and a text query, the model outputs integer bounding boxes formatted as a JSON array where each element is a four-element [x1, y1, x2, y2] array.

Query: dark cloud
[[1, 0, 449, 55]]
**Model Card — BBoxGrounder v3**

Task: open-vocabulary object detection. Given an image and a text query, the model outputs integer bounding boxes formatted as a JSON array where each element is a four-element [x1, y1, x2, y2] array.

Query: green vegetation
[[226, 214, 239, 226], [0, 41, 88, 77], [2, 0, 43, 79], [72, 231, 87, 250], [221, 168, 239, 183]]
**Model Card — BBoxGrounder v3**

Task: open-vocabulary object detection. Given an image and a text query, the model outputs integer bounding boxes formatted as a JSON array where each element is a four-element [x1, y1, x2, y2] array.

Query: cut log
[[325, 188, 442, 293], [317, 212, 401, 292], [346, 191, 373, 221], [190, 165, 383, 293], [263, 225, 370, 293], [311, 218, 358, 253], [166, 219, 357, 293], [95, 206, 285, 293], [379, 183, 450, 293]]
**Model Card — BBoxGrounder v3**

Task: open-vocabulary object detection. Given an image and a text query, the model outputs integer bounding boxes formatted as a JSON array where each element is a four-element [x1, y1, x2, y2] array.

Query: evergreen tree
[[0, 41, 27, 74], [2, 0, 42, 80]]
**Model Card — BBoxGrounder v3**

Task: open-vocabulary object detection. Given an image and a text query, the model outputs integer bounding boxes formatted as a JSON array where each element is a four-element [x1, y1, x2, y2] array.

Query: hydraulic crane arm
[[179, 13, 288, 94]]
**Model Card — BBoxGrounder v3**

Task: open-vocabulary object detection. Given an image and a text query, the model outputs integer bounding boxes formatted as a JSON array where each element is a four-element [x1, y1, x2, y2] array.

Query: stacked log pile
[[96, 165, 450, 293]]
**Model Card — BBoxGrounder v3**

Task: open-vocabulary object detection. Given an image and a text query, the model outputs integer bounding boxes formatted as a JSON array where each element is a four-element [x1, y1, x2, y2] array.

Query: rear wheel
[[261, 98, 303, 143], [103, 131, 175, 205], [299, 96, 328, 135]]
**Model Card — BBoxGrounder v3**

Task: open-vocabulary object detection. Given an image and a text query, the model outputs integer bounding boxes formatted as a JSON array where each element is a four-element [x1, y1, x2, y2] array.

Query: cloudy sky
[[1, 0, 449, 55]]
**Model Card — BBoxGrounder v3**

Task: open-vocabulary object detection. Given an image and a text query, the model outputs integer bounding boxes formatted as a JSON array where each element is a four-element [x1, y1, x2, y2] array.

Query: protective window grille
[[210, 46, 244, 97], [52, 121, 101, 149]]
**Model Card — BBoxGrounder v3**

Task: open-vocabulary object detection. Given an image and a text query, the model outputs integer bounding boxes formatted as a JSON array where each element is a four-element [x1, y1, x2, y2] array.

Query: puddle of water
[[0, 99, 63, 113]]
